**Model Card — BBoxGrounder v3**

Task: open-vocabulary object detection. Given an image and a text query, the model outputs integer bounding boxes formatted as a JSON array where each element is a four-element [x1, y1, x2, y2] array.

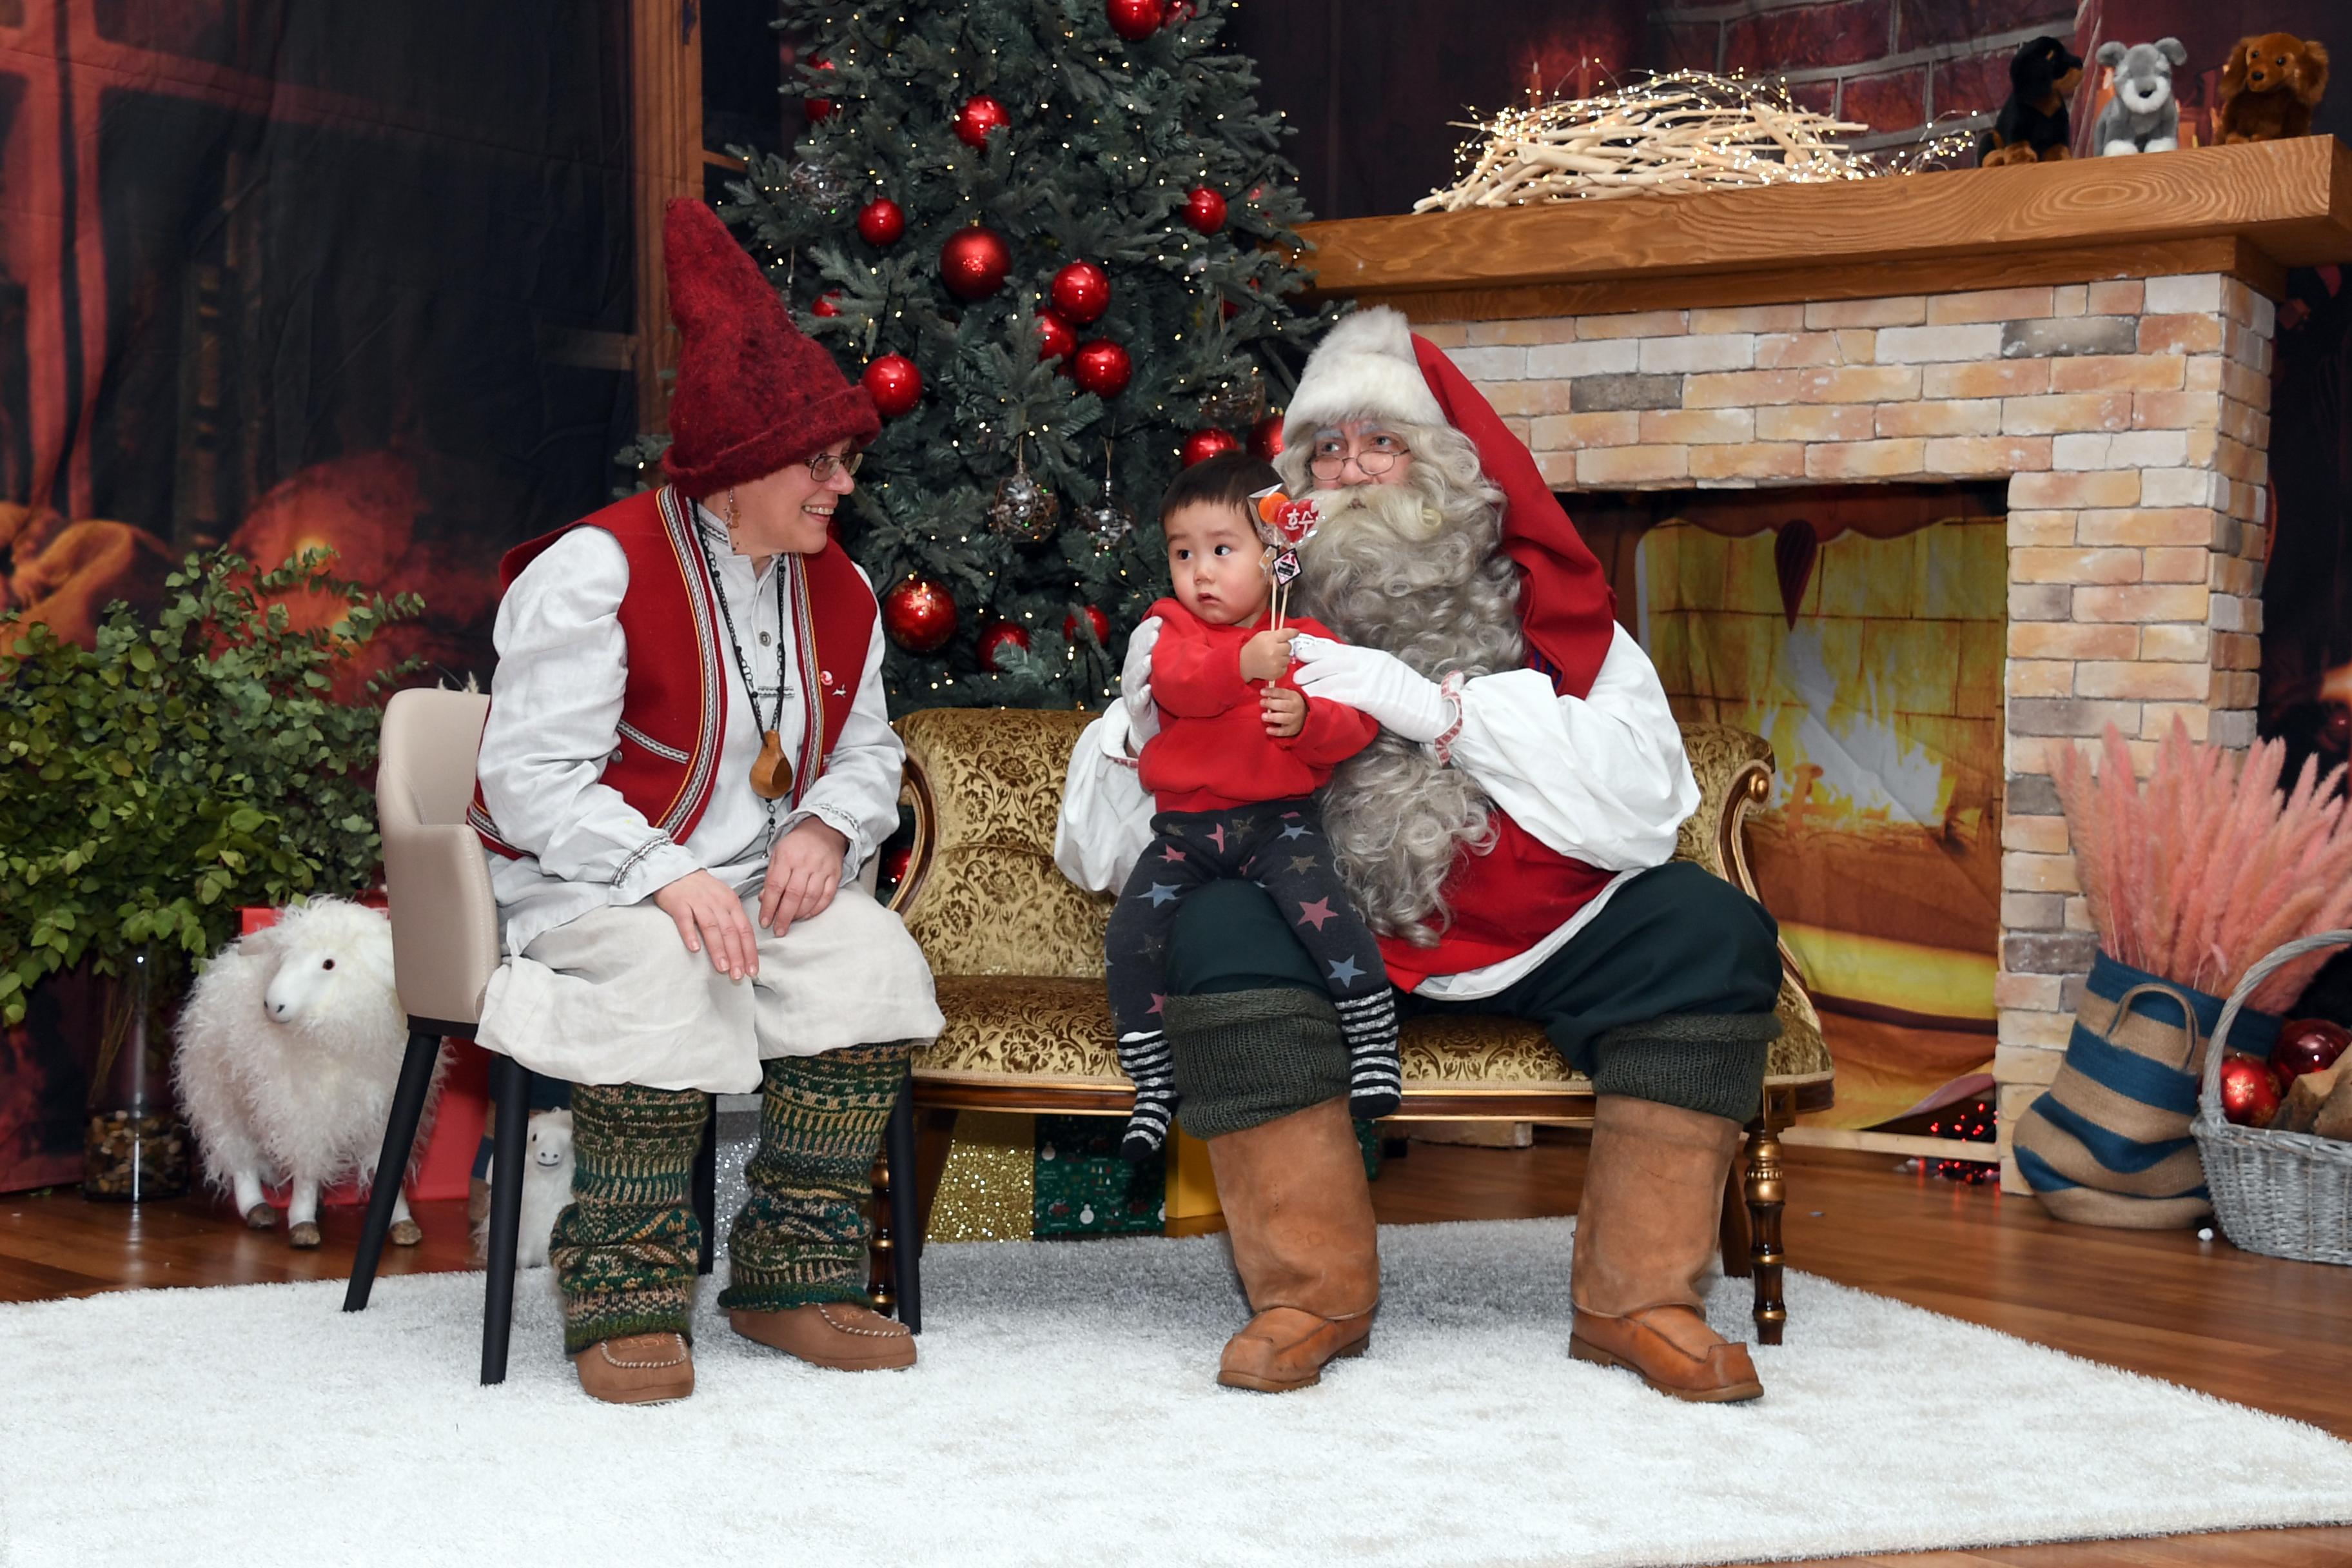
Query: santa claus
[[1057, 308, 1785, 1402]]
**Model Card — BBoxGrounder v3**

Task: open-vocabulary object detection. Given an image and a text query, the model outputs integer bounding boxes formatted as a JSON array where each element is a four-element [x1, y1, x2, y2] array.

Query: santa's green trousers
[[551, 1041, 914, 1354]]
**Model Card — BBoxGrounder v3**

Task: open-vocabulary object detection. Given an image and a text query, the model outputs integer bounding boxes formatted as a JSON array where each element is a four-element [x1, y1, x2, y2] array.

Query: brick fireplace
[[1293, 139, 2352, 1186]]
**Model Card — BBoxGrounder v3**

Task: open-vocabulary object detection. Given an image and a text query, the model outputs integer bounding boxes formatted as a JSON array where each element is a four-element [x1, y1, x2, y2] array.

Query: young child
[[1106, 453, 1400, 1161]]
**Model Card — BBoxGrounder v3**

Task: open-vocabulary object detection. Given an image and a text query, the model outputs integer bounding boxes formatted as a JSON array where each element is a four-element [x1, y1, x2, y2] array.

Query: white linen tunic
[[471, 504, 942, 1091], [1054, 622, 1698, 1000]]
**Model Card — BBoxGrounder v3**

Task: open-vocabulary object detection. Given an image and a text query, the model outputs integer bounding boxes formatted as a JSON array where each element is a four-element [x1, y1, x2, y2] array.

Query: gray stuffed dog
[[2095, 38, 2188, 154]]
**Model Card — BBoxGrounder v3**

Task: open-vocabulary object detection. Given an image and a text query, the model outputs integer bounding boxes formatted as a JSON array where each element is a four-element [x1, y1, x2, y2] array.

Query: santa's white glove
[[1116, 614, 1164, 749], [1290, 634, 1452, 743]]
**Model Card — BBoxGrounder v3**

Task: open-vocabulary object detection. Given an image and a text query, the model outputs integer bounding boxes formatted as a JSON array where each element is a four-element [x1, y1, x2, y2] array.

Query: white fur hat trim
[[1283, 306, 1449, 446]]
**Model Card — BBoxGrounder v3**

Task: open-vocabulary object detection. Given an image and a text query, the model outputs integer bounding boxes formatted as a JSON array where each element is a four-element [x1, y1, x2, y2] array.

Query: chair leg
[[885, 1081, 921, 1333], [1718, 1146, 1752, 1280], [480, 1055, 531, 1386], [343, 1030, 442, 1313], [1745, 1104, 1788, 1347], [692, 1094, 718, 1279]]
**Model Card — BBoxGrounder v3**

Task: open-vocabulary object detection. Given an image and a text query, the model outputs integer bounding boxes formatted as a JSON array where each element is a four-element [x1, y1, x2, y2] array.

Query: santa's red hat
[[1282, 306, 1618, 700], [660, 199, 879, 500]]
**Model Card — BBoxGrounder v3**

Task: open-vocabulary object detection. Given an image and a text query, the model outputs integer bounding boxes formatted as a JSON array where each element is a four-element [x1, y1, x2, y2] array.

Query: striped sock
[[1117, 1030, 1179, 1162], [1335, 993, 1402, 1121]]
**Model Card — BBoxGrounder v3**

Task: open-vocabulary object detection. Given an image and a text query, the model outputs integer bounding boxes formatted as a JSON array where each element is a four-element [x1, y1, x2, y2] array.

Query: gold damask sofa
[[879, 707, 1833, 1342]]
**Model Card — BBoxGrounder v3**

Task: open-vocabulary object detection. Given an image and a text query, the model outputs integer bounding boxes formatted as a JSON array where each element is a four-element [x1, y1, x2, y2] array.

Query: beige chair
[[344, 687, 725, 1384], [877, 708, 1835, 1343]]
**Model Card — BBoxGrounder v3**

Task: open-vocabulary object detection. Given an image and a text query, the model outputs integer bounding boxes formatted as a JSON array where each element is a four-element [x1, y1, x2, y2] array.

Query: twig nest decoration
[[787, 159, 850, 211], [1197, 365, 1264, 427], [988, 445, 1061, 544], [1418, 70, 1970, 211], [1078, 495, 1135, 551]]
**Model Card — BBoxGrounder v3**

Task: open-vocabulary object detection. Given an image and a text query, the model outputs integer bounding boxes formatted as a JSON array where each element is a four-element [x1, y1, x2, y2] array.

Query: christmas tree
[[702, 0, 1329, 709]]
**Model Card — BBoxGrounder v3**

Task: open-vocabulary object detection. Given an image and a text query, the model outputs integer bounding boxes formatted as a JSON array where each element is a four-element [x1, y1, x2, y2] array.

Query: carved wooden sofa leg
[[864, 1080, 923, 1331], [1744, 1093, 1789, 1346]]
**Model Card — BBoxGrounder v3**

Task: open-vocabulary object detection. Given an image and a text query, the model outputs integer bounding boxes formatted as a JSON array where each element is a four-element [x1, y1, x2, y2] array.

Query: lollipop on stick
[[1251, 487, 1322, 632]]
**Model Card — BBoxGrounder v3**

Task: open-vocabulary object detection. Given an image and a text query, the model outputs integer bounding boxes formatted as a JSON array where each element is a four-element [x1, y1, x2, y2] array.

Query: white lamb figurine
[[474, 1108, 576, 1269], [173, 898, 444, 1248]]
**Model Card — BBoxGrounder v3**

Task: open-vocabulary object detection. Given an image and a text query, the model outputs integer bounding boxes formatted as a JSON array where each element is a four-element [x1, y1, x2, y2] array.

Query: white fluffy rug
[[3, 1219, 2347, 1568]]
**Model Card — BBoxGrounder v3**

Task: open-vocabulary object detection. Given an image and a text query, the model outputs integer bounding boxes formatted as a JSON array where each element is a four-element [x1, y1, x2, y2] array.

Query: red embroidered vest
[[471, 484, 877, 859], [1375, 812, 1618, 991]]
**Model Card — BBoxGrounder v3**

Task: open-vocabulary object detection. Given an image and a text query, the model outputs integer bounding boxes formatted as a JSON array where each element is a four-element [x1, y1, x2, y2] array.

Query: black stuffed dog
[[1980, 36, 2086, 166]]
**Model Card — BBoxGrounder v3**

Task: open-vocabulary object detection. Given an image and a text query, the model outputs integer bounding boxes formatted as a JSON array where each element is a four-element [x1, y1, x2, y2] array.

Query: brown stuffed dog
[[2216, 33, 2329, 143]]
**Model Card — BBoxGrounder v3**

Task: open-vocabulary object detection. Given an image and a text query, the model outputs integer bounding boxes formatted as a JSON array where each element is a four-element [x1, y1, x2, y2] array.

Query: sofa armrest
[[382, 820, 502, 1028], [887, 754, 938, 919]]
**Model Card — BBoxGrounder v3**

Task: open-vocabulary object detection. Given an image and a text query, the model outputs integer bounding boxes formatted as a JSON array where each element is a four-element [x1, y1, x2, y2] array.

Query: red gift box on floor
[[239, 905, 486, 1204]]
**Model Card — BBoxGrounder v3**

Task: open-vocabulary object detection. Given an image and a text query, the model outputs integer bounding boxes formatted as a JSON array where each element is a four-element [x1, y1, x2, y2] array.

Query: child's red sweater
[[1138, 597, 1380, 814]]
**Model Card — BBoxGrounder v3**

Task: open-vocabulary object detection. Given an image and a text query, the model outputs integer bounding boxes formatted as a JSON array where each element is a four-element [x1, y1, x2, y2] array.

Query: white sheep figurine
[[475, 1108, 575, 1269], [173, 897, 444, 1248]]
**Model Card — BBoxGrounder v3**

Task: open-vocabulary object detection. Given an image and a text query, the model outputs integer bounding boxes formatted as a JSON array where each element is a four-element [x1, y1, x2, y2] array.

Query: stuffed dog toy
[[1981, 36, 2086, 166], [2095, 39, 2187, 154], [2216, 33, 2330, 143]]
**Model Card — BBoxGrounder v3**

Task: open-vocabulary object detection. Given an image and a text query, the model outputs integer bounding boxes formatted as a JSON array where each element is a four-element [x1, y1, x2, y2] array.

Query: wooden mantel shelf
[[1293, 136, 2352, 320]]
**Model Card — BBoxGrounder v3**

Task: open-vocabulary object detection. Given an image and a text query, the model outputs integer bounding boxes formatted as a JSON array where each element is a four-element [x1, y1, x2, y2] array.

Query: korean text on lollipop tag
[[1250, 485, 1322, 547]]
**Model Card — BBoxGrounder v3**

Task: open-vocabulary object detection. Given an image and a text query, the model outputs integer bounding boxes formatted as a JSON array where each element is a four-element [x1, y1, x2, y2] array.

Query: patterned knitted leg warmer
[[719, 1041, 916, 1313], [550, 1083, 709, 1356]]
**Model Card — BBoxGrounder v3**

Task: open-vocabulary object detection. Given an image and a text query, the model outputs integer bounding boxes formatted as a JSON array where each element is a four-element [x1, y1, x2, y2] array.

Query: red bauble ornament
[[2272, 1017, 2352, 1088], [954, 93, 1012, 150], [1050, 261, 1112, 326], [811, 291, 843, 318], [1247, 412, 1286, 460], [1182, 186, 1228, 235], [977, 620, 1032, 669], [1164, 0, 1196, 21], [940, 226, 1012, 300], [1035, 311, 1078, 363], [1180, 427, 1242, 466], [805, 57, 836, 121], [881, 839, 912, 888], [883, 576, 959, 653], [863, 354, 923, 418], [2218, 1055, 2284, 1127], [856, 198, 905, 246], [1106, 0, 1162, 42], [1071, 340, 1133, 398], [1064, 605, 1112, 647]]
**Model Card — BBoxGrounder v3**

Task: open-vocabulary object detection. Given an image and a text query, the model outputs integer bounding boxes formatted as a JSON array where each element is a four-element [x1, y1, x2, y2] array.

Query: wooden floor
[[4, 1138, 2347, 1567]]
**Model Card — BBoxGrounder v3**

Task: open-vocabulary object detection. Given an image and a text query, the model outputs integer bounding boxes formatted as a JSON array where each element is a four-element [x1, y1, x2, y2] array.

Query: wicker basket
[[2195, 930, 2352, 1266]]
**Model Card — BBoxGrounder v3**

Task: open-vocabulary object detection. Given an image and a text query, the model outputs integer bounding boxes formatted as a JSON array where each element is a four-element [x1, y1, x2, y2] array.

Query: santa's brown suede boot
[[1206, 1095, 1378, 1392], [571, 1332, 694, 1405], [1569, 1095, 1763, 1404]]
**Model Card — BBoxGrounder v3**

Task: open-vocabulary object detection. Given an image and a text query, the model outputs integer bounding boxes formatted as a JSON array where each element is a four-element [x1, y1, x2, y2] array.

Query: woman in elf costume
[[469, 199, 942, 1406]]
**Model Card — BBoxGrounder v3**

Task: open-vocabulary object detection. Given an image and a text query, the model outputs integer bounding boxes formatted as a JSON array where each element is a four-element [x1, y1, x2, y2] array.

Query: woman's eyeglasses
[[807, 449, 863, 482]]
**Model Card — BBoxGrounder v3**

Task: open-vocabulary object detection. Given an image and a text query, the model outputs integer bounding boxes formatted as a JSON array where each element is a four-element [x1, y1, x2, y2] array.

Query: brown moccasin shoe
[[1217, 1304, 1373, 1393], [729, 1302, 916, 1370], [1570, 1304, 1762, 1404], [571, 1332, 695, 1405]]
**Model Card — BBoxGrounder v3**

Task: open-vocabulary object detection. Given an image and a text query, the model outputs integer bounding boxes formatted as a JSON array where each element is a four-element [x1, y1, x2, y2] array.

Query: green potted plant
[[0, 549, 421, 1200]]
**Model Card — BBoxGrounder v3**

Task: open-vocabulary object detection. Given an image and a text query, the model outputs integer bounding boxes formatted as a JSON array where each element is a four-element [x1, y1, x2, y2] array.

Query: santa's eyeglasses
[[805, 449, 864, 482], [1307, 431, 1408, 481]]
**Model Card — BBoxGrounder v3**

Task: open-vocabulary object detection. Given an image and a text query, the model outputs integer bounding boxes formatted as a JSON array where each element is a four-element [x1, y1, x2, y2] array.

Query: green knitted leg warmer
[[719, 1041, 915, 1313], [550, 1082, 708, 1355], [1588, 1012, 1782, 1124], [1165, 987, 1348, 1141]]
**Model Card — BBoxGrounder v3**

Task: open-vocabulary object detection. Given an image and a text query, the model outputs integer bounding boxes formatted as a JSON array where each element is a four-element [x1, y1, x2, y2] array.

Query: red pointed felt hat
[[660, 198, 879, 499]]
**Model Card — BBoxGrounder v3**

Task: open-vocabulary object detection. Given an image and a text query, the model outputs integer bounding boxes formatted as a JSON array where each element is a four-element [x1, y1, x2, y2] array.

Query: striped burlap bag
[[2014, 952, 2281, 1229]]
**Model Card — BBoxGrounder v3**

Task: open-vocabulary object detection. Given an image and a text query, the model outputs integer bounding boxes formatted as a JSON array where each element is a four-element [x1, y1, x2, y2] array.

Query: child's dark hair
[[1157, 451, 1280, 525]]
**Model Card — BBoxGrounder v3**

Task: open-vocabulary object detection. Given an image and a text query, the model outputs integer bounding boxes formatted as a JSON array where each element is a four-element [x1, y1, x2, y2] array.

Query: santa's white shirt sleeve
[[1053, 622, 1697, 999], [478, 508, 902, 957]]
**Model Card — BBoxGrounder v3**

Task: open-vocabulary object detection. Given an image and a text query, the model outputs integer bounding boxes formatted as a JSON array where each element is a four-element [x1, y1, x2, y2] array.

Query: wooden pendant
[[750, 729, 794, 800]]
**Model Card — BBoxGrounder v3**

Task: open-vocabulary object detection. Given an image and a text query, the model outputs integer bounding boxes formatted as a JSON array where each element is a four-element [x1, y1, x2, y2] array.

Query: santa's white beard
[[1293, 471, 1525, 945]]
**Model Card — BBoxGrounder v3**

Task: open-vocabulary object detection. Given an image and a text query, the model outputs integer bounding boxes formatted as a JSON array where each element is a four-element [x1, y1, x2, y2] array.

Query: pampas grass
[[2054, 720, 2352, 1014]]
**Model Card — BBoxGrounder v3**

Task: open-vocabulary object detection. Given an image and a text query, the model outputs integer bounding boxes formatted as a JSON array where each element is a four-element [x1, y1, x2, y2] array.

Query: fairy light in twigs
[[1418, 68, 1974, 211]]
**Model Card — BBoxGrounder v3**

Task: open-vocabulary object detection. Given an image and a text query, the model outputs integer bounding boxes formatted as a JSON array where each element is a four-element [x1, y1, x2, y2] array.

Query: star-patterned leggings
[[1105, 798, 1397, 1160]]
